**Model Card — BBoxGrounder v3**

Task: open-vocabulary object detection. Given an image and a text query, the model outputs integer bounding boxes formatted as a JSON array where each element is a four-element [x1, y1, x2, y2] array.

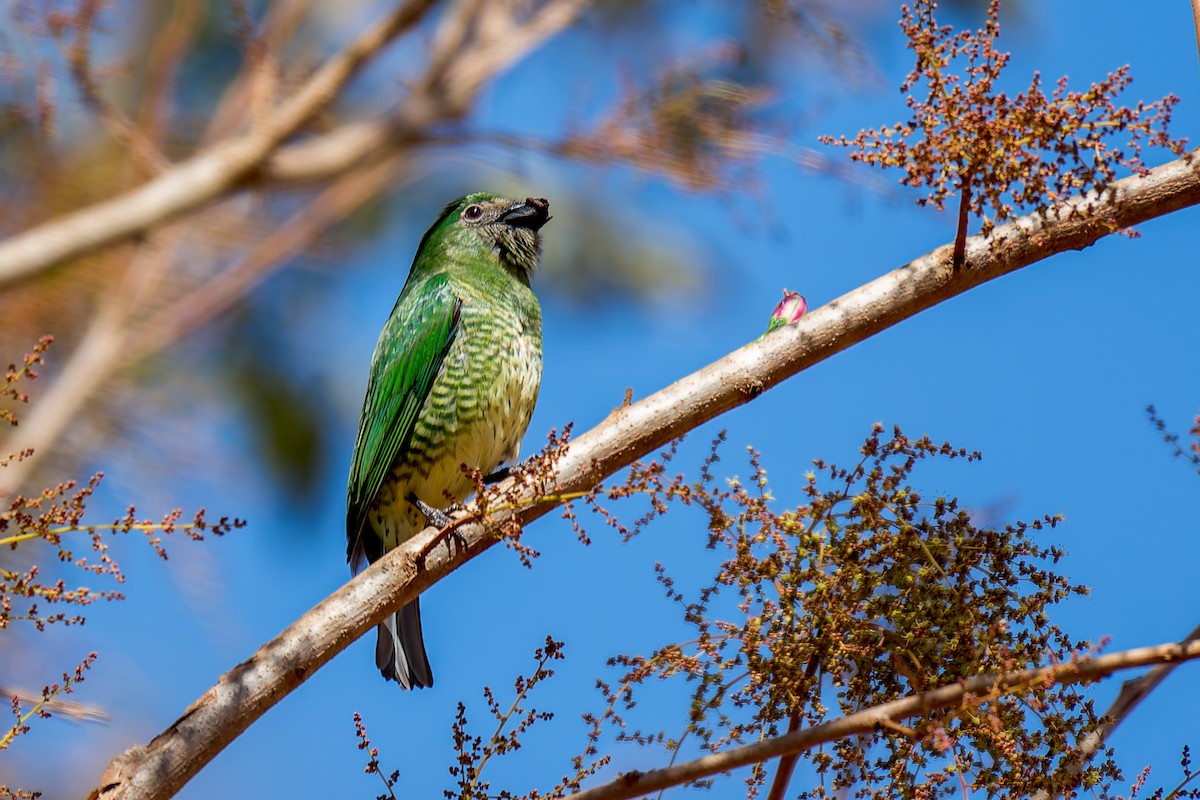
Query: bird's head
[[416, 192, 551, 284]]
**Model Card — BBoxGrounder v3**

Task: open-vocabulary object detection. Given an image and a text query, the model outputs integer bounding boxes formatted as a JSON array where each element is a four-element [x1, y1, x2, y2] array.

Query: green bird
[[347, 192, 549, 688]]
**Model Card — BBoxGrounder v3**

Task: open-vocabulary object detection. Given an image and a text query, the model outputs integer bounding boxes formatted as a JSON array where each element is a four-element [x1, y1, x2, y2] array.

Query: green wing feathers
[[346, 274, 462, 571]]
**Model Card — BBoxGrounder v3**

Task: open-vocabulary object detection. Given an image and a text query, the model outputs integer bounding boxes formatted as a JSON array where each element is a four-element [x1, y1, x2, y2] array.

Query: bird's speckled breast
[[367, 278, 542, 550]]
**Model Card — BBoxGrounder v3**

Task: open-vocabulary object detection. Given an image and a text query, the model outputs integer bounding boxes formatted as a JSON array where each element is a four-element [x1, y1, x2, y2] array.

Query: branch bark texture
[[90, 151, 1200, 799]]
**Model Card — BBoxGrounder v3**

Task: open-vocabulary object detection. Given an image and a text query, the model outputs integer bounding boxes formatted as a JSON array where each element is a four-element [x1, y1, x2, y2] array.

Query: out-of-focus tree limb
[[263, 0, 594, 184], [0, 0, 594, 288], [1192, 0, 1200, 67], [0, 687, 110, 724], [0, 0, 598, 499], [0, 153, 410, 499], [88, 150, 1200, 800], [0, 0, 439, 288]]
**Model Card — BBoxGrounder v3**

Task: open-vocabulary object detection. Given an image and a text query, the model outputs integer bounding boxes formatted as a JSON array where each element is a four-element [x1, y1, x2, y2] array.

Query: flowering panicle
[[0, 340, 245, 774], [2, 652, 98, 753], [566, 424, 1113, 800], [354, 639, 583, 800], [820, 0, 1188, 250]]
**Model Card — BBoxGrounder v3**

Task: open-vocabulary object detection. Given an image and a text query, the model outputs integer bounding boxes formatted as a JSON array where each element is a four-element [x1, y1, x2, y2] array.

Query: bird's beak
[[499, 197, 551, 231]]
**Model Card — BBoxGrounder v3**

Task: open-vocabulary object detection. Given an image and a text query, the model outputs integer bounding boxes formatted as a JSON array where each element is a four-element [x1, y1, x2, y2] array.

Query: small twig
[[467, 647, 555, 794], [1147, 404, 1200, 474], [200, 0, 313, 146], [1193, 0, 1200, 73], [60, 0, 171, 175], [228, 1, 283, 138], [434, 0, 593, 110], [878, 718, 918, 737], [134, 0, 204, 148], [953, 744, 972, 800], [765, 653, 821, 800], [352, 712, 398, 800], [2, 654, 99, 749], [420, 0, 487, 94], [953, 170, 973, 270], [1163, 762, 1200, 800]]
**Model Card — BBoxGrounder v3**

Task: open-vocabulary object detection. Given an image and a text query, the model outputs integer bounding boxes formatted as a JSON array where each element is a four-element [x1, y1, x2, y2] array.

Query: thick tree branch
[[89, 151, 1200, 799], [568, 640, 1200, 800]]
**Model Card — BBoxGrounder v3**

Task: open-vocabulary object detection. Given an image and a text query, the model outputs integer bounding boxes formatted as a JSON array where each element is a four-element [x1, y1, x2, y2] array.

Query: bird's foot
[[410, 494, 468, 560], [409, 494, 455, 529]]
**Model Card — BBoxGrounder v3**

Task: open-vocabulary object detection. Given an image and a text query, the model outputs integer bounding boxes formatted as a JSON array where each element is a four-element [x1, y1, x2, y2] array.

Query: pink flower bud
[[766, 289, 808, 333]]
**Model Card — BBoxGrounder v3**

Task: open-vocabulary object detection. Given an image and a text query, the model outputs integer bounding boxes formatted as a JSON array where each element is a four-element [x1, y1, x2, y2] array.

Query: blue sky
[[10, 1, 1200, 797]]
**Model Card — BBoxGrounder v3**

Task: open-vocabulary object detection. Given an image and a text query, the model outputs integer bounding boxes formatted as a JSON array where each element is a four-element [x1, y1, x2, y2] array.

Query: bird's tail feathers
[[375, 600, 434, 689], [349, 536, 370, 575]]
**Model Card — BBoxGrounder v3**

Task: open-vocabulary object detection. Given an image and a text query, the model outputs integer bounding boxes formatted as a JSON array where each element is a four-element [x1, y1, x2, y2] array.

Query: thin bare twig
[[1193, 0, 1200, 72], [134, 0, 204, 150], [434, 0, 593, 108], [765, 653, 820, 800], [89, 150, 1200, 800], [60, 0, 171, 175], [200, 0, 314, 146]]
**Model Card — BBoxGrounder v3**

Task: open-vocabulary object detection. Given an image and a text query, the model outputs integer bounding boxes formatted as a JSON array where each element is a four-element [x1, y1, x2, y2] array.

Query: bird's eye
[[463, 204, 483, 221]]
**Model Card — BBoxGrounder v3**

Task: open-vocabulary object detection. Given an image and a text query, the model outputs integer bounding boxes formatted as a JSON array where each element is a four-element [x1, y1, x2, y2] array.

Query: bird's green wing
[[346, 274, 462, 571]]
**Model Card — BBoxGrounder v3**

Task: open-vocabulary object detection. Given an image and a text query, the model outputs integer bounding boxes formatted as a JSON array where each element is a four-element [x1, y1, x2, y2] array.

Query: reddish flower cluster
[[820, 0, 1188, 243]]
